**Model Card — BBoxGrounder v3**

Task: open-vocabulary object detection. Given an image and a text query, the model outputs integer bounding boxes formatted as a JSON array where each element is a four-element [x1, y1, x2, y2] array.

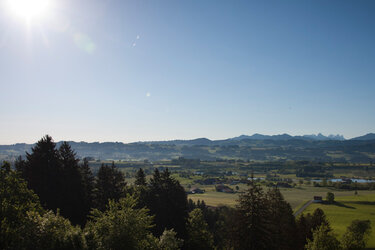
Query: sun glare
[[8, 0, 50, 20]]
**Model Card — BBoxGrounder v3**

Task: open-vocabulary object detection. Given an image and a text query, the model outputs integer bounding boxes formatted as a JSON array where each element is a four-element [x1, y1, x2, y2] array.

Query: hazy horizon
[[2, 132, 374, 145], [1, 0, 374, 144]]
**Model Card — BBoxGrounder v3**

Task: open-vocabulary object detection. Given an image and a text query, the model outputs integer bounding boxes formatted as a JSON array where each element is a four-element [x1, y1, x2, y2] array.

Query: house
[[313, 196, 323, 203], [216, 184, 234, 193], [190, 187, 205, 194]]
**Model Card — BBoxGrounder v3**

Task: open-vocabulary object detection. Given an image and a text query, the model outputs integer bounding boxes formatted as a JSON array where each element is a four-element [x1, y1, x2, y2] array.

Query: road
[[294, 200, 313, 217]]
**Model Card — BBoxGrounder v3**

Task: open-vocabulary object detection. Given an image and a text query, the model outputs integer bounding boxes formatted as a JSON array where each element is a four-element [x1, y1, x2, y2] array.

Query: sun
[[8, 0, 51, 20]]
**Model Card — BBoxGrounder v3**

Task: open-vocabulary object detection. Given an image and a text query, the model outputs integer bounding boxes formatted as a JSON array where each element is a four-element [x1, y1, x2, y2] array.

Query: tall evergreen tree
[[79, 158, 95, 224], [146, 168, 189, 239], [58, 142, 85, 225], [296, 208, 331, 248], [296, 213, 311, 249], [311, 208, 330, 230], [94, 162, 126, 211], [186, 208, 214, 250], [135, 168, 147, 186], [21, 135, 62, 212], [266, 187, 297, 250], [231, 179, 272, 250]]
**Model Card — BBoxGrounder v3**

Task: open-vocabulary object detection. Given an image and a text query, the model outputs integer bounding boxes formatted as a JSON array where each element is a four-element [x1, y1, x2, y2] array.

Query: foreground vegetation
[[1, 135, 374, 249]]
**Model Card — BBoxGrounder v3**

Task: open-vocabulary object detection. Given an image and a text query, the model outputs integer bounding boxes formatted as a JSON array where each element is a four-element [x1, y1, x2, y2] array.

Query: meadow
[[302, 193, 375, 248], [188, 184, 375, 209]]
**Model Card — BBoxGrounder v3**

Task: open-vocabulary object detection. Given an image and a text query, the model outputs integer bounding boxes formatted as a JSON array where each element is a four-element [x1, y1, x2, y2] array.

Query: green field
[[189, 189, 375, 248], [188, 185, 375, 209], [302, 193, 375, 248]]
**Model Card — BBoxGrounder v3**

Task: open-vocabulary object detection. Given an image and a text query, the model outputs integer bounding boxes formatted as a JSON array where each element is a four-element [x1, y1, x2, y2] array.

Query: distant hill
[[350, 133, 375, 141], [1, 133, 374, 162]]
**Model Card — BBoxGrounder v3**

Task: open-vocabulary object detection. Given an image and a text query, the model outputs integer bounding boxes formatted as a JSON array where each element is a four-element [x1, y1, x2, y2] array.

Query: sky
[[0, 0, 374, 144]]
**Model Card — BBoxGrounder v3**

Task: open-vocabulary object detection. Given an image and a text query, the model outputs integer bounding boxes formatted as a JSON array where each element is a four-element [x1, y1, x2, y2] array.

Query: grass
[[189, 185, 375, 209], [301, 193, 375, 248], [188, 191, 239, 207], [189, 189, 375, 248]]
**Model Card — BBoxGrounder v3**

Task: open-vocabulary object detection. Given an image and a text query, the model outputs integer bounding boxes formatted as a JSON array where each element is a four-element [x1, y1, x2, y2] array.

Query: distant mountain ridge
[[350, 133, 375, 141], [230, 133, 345, 141], [0, 133, 374, 162]]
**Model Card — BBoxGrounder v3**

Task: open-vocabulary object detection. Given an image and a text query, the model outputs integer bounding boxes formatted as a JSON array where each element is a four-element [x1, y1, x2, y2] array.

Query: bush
[[326, 192, 335, 203]]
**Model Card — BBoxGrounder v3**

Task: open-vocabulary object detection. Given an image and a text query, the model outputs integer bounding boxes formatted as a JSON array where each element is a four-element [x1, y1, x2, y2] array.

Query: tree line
[[0, 135, 372, 249]]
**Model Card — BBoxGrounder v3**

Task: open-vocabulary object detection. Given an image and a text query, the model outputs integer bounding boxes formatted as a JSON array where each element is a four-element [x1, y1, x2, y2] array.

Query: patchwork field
[[301, 193, 375, 248]]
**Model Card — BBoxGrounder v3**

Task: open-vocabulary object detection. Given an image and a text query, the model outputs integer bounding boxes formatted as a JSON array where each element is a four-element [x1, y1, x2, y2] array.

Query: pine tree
[[80, 158, 95, 224], [21, 135, 62, 212], [135, 168, 147, 186], [146, 168, 189, 239], [296, 214, 311, 248], [232, 179, 272, 250], [94, 162, 126, 211], [266, 187, 297, 250], [58, 142, 85, 225], [186, 208, 214, 250], [296, 208, 331, 248], [311, 208, 330, 231]]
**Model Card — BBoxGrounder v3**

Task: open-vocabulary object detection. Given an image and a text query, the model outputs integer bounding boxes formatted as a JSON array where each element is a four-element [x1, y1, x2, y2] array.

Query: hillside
[[1, 133, 375, 162]]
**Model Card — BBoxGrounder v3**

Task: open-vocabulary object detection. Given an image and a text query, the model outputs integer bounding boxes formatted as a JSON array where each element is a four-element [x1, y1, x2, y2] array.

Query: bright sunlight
[[7, 0, 51, 20]]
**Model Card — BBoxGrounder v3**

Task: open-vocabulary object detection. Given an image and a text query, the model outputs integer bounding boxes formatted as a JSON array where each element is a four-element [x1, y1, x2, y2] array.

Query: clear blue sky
[[0, 0, 374, 144]]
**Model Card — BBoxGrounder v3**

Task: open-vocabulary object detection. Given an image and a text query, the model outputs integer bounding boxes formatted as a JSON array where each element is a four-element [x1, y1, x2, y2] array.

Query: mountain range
[[1, 133, 374, 162]]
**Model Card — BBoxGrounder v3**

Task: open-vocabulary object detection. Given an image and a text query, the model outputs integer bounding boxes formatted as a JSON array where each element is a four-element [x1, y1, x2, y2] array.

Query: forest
[[0, 135, 372, 250]]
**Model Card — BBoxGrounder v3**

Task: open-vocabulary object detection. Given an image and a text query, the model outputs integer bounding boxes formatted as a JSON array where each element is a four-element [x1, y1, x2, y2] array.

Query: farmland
[[302, 193, 375, 248], [188, 185, 375, 210]]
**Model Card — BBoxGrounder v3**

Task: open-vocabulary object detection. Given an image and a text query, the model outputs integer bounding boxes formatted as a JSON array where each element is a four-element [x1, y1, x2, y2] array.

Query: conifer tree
[[266, 187, 297, 250], [311, 208, 331, 231], [232, 179, 272, 250], [135, 168, 147, 186], [146, 168, 189, 239], [80, 158, 95, 224], [21, 135, 62, 212], [58, 142, 85, 225], [186, 208, 214, 250], [94, 162, 126, 211]]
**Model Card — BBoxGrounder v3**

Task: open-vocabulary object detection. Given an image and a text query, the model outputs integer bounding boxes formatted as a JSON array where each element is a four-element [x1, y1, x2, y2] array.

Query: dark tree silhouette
[[79, 158, 95, 224], [135, 168, 147, 186], [266, 187, 297, 250], [146, 168, 189, 239], [20, 135, 62, 212], [58, 142, 85, 225], [232, 179, 272, 250], [94, 162, 126, 211]]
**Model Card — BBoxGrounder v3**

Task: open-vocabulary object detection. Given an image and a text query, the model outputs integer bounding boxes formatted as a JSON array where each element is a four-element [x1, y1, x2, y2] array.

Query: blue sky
[[0, 0, 374, 144]]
